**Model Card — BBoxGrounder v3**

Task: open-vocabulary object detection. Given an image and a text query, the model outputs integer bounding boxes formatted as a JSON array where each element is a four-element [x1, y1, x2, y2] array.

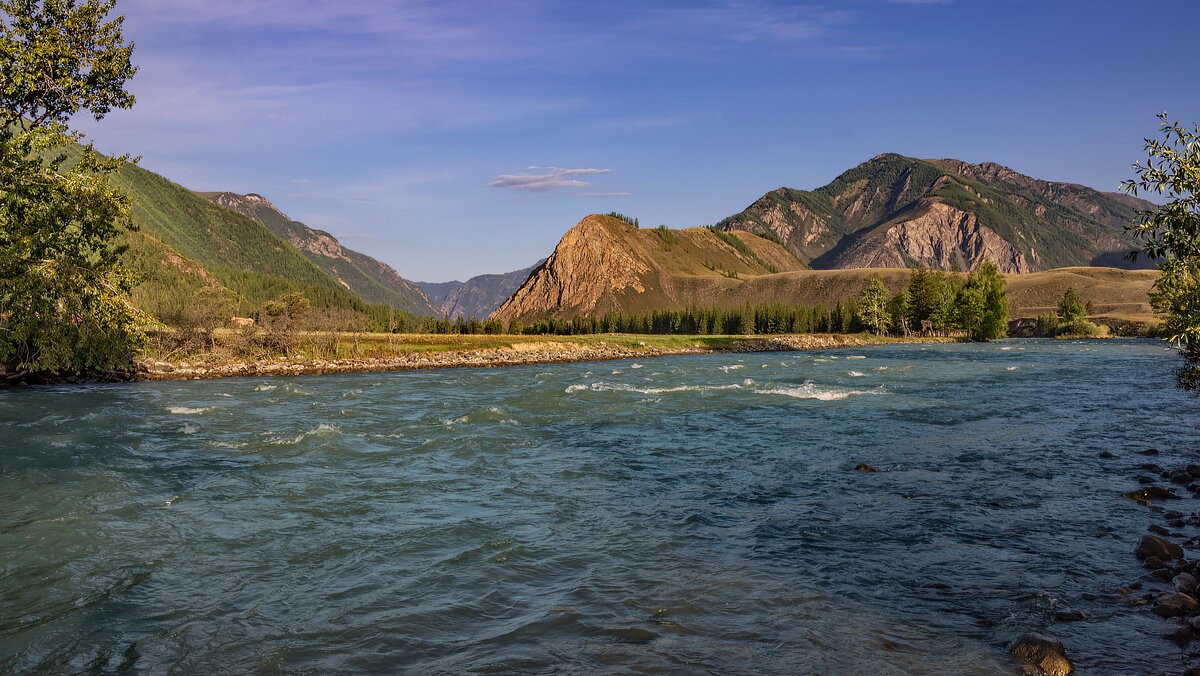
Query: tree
[[1122, 113, 1200, 388], [1058, 287, 1086, 324], [0, 0, 140, 375], [965, 261, 1008, 340], [256, 292, 310, 355], [887, 290, 911, 335], [855, 276, 891, 335]]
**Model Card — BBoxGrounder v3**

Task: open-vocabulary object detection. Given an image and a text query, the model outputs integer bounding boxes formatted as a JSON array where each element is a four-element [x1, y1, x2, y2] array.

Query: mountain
[[107, 160, 410, 322], [418, 262, 543, 319], [492, 215, 805, 322], [415, 280, 464, 307], [198, 192, 438, 316], [716, 153, 1158, 273]]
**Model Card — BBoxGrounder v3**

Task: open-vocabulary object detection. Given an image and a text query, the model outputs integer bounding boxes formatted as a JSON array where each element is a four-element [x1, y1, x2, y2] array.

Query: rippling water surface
[[3, 339, 1200, 674]]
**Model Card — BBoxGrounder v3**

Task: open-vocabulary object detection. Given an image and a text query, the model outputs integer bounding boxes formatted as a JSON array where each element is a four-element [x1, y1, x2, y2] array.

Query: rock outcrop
[[493, 216, 652, 320], [493, 215, 804, 322], [717, 153, 1158, 273], [434, 261, 544, 319], [1007, 633, 1073, 675], [823, 201, 1030, 273]]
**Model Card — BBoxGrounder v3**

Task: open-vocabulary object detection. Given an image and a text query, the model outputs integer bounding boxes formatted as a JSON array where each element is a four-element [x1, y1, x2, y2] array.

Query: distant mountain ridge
[[418, 262, 544, 319], [716, 153, 1157, 273], [198, 192, 439, 316]]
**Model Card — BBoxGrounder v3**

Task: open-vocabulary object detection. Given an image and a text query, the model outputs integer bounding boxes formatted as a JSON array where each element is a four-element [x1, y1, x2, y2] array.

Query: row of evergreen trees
[[419, 264, 1011, 341]]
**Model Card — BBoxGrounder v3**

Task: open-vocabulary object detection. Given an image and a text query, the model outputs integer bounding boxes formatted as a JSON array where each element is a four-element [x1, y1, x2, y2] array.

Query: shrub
[[1056, 320, 1108, 338], [1035, 313, 1060, 337]]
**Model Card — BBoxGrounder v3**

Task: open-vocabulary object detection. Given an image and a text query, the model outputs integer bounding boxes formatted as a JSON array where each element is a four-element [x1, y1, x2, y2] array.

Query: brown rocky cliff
[[824, 201, 1031, 273], [493, 216, 650, 321]]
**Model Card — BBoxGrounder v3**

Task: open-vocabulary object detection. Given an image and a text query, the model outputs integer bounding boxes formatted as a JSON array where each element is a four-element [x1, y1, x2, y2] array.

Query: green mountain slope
[[717, 154, 1158, 273], [97, 157, 421, 323], [198, 192, 438, 316]]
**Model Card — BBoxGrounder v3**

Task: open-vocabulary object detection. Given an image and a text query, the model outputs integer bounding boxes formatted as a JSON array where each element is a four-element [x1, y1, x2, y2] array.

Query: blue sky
[[80, 0, 1200, 282]]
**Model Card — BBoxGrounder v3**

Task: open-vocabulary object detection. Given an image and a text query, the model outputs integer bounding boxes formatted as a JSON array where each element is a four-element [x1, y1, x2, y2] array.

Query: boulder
[[1153, 592, 1200, 618], [1007, 633, 1073, 675], [1187, 464, 1200, 477], [1172, 470, 1193, 484], [854, 463, 878, 472], [1144, 485, 1181, 500], [1136, 534, 1184, 561], [1167, 625, 1194, 645], [1053, 610, 1087, 622]]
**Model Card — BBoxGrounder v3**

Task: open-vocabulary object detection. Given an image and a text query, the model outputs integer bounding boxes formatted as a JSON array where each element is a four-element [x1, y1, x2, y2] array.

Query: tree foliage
[[964, 261, 1008, 341], [1058, 286, 1086, 323], [0, 0, 142, 375], [1122, 113, 1200, 385], [855, 276, 890, 335]]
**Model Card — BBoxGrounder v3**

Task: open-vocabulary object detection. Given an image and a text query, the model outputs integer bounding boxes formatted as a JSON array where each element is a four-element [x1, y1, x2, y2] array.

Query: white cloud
[[488, 167, 612, 191]]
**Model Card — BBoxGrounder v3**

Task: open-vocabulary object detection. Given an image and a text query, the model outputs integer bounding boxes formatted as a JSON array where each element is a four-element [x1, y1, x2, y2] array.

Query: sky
[[78, 0, 1200, 283]]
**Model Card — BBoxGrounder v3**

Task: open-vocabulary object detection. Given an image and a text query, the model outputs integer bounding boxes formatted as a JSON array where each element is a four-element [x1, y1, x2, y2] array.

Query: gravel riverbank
[[128, 335, 955, 383]]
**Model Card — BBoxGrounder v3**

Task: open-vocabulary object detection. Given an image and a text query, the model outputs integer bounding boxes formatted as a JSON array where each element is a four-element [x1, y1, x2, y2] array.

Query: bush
[[1035, 313, 1059, 337], [1056, 320, 1108, 338]]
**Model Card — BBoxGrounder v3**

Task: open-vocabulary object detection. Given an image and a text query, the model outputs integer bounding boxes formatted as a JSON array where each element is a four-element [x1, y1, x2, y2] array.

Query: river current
[[3, 339, 1199, 674]]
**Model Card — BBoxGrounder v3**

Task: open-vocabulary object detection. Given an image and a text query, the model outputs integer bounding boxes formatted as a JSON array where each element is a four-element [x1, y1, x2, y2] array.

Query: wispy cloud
[[488, 167, 612, 191]]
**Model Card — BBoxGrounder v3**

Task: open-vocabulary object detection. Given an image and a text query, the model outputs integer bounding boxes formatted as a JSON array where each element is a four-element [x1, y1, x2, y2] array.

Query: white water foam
[[718, 365, 745, 373], [168, 406, 210, 415], [565, 379, 754, 395], [630, 364, 644, 369], [267, 424, 342, 445], [848, 371, 866, 377], [846, 355, 866, 359], [754, 381, 885, 401], [253, 384, 276, 392]]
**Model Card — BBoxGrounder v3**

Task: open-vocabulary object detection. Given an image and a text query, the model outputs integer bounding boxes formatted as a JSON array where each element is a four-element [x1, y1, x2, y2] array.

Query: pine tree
[[1058, 287, 1086, 323]]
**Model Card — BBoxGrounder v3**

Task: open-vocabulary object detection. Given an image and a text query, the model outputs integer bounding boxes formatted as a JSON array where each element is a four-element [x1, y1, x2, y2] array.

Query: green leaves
[[0, 0, 136, 130], [855, 276, 891, 336], [1122, 113, 1200, 353], [0, 0, 140, 375]]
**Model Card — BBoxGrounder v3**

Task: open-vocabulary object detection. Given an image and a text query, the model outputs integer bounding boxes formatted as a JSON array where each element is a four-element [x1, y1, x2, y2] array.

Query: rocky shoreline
[[1011, 448, 1200, 676], [121, 335, 952, 384], [1119, 450, 1200, 675]]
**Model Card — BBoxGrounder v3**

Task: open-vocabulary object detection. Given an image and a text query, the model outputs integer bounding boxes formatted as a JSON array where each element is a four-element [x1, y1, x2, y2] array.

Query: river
[[2, 339, 1198, 674]]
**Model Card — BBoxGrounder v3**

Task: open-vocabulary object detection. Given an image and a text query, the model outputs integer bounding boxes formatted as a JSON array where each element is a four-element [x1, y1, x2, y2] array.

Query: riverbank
[[125, 333, 955, 383]]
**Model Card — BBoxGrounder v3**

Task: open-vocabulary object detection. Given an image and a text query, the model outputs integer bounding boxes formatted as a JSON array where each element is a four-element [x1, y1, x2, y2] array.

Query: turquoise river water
[[3, 339, 1200, 674]]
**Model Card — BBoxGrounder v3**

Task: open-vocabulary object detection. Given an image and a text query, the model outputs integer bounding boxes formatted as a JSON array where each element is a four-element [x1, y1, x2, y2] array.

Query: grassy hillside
[[86, 155, 425, 324], [198, 192, 438, 316], [493, 215, 807, 321], [722, 266, 1157, 323]]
